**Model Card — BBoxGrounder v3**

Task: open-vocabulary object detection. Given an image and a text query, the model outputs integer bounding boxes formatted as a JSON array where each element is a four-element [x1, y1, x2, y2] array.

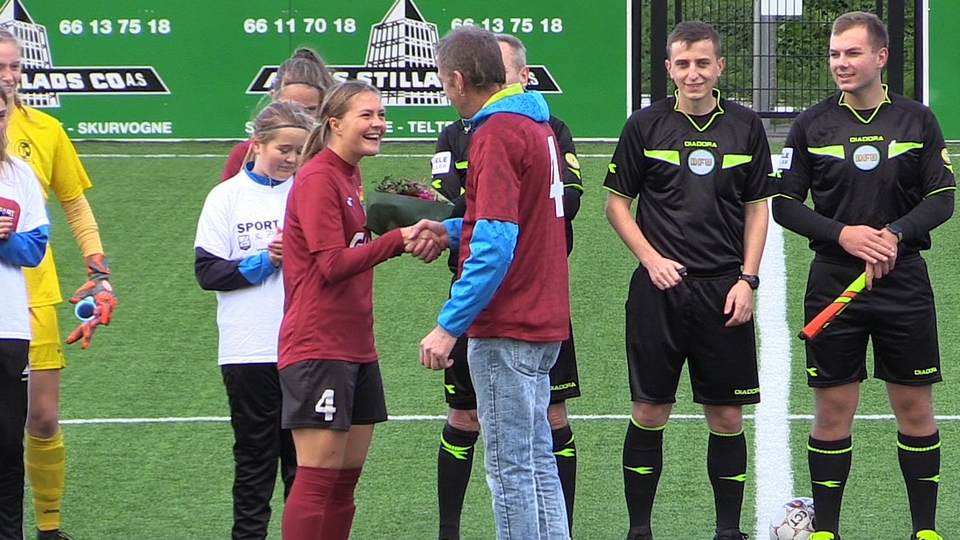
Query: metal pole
[[889, 0, 905, 94], [914, 0, 924, 101], [753, 0, 761, 111], [753, 1, 775, 116], [651, 0, 668, 101], [633, 0, 644, 110]]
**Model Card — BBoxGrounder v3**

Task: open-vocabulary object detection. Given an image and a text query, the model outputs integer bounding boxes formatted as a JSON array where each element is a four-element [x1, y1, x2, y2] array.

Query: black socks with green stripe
[[623, 420, 664, 529], [708, 430, 747, 533], [898, 430, 940, 533], [437, 424, 478, 540], [552, 424, 577, 534], [808, 435, 852, 535]]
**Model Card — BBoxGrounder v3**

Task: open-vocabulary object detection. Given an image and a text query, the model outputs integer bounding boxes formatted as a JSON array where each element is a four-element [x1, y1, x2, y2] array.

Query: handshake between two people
[[400, 219, 449, 263]]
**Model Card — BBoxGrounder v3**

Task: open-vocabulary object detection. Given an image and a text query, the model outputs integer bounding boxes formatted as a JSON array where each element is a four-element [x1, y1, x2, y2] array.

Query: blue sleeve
[[0, 224, 49, 267], [437, 219, 517, 336], [443, 218, 462, 250], [237, 250, 278, 285]]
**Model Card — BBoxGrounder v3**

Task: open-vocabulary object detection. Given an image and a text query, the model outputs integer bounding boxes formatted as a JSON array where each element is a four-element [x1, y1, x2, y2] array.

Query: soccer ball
[[769, 497, 815, 540]]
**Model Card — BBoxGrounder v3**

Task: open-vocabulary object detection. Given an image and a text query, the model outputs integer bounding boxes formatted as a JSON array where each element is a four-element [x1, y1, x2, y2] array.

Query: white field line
[[754, 213, 794, 538], [60, 413, 960, 425]]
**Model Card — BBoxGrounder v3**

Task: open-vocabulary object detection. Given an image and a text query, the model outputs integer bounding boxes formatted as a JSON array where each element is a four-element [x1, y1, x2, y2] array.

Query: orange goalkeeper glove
[[67, 254, 116, 349]]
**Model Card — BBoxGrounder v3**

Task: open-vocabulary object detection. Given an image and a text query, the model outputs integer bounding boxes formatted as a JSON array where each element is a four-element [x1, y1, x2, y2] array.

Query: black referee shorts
[[625, 268, 760, 406], [803, 255, 942, 387], [279, 359, 388, 431], [443, 320, 581, 410]]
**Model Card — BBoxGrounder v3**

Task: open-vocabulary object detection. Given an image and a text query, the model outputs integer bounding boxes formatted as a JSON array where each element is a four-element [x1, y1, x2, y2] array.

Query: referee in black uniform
[[772, 12, 954, 540], [430, 34, 584, 540], [604, 22, 774, 540]]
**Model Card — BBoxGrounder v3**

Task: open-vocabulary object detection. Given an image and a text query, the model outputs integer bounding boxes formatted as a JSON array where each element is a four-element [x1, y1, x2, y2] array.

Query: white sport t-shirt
[[195, 170, 293, 365], [0, 158, 49, 340]]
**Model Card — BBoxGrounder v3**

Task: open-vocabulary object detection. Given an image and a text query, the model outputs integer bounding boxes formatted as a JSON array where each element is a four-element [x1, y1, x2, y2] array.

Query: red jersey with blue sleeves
[[438, 86, 570, 342]]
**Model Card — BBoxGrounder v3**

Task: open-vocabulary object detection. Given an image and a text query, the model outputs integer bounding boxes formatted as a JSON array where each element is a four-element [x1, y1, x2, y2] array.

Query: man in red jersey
[[415, 26, 571, 540]]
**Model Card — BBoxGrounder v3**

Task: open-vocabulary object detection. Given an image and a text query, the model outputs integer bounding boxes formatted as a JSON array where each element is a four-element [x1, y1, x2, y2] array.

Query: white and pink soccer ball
[[770, 497, 816, 540]]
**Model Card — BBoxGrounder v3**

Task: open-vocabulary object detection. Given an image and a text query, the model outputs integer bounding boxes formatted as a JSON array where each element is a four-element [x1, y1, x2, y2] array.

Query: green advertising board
[[7, 0, 628, 140], [927, 0, 960, 141]]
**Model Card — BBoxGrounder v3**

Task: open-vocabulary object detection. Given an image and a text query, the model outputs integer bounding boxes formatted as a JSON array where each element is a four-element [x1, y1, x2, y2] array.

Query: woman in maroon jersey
[[220, 47, 336, 181], [277, 80, 438, 540]]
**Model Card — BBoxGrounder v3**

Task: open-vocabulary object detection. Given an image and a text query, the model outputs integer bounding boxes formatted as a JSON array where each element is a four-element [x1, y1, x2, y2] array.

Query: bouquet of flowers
[[365, 175, 454, 235]]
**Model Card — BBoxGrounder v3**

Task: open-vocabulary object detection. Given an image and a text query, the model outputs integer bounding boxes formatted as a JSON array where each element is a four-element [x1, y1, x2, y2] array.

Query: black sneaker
[[37, 530, 76, 540], [626, 525, 653, 540], [713, 529, 748, 540]]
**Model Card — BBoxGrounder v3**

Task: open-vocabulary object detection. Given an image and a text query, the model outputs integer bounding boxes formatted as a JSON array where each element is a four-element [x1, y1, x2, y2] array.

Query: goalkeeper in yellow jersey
[[0, 31, 117, 540]]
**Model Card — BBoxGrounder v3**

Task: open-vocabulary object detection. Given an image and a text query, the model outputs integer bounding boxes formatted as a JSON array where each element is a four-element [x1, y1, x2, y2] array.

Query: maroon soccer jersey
[[460, 112, 570, 342], [221, 139, 252, 182], [279, 147, 404, 369]]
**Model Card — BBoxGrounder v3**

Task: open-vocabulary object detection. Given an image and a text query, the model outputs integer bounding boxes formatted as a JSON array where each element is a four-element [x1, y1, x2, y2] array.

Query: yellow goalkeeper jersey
[[8, 105, 93, 307]]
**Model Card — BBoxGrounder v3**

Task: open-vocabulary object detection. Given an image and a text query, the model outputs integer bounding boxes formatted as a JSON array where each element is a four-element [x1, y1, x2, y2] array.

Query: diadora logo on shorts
[[914, 367, 938, 376], [0, 0, 169, 109], [247, 0, 561, 107], [734, 387, 759, 396]]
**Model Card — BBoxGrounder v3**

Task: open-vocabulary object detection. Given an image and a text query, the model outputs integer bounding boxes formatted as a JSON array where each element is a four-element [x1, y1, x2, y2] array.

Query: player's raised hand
[[724, 280, 754, 326], [67, 254, 116, 348], [402, 221, 445, 262], [838, 225, 896, 265], [408, 219, 450, 250], [643, 256, 687, 290]]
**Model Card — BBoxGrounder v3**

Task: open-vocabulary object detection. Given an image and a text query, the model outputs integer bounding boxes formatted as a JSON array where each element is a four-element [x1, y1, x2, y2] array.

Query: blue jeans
[[467, 337, 569, 540]]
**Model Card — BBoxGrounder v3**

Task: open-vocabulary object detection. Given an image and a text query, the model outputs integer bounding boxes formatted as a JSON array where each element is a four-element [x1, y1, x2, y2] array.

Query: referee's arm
[[605, 192, 684, 286], [741, 201, 768, 276], [888, 110, 956, 241], [605, 193, 657, 265]]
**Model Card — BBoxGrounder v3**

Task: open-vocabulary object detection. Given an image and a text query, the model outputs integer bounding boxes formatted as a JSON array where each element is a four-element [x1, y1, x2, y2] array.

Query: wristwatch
[[885, 222, 903, 243], [738, 273, 760, 290]]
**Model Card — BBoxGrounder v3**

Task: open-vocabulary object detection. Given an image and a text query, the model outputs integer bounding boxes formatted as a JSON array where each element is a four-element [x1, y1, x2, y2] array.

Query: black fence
[[632, 0, 920, 117]]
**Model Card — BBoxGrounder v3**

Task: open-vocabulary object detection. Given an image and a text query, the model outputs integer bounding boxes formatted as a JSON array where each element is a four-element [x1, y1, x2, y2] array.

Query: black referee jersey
[[603, 90, 776, 275], [773, 87, 956, 260], [431, 115, 584, 262]]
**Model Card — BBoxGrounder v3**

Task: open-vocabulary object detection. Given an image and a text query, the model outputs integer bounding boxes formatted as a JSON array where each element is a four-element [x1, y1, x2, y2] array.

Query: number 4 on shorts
[[315, 389, 337, 421]]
